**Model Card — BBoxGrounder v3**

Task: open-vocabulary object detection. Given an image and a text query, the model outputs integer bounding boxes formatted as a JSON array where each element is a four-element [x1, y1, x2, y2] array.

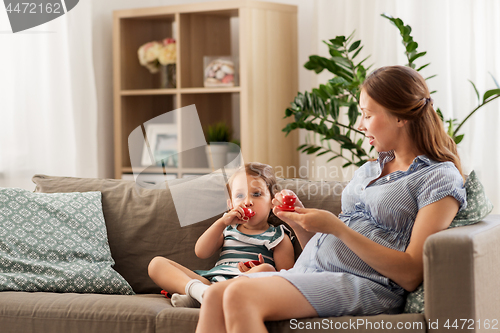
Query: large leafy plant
[[283, 14, 500, 168]]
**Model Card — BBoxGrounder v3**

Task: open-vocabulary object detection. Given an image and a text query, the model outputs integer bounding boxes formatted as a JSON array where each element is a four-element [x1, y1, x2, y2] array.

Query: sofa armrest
[[424, 214, 500, 332]]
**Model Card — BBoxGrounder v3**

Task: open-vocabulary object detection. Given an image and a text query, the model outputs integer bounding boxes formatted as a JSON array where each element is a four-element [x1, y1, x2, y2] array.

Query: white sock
[[185, 279, 209, 304], [170, 293, 200, 308]]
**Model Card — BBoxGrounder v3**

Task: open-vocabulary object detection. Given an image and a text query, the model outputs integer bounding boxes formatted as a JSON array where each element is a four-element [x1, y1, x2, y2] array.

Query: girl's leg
[[148, 256, 210, 294], [196, 276, 317, 333]]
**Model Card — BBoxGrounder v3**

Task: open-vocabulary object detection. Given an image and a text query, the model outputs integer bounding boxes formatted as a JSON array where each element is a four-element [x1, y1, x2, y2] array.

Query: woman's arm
[[195, 210, 242, 259], [276, 196, 460, 291]]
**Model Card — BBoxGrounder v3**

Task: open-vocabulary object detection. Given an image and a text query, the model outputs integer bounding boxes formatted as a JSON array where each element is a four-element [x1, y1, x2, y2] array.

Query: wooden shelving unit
[[113, 0, 299, 179]]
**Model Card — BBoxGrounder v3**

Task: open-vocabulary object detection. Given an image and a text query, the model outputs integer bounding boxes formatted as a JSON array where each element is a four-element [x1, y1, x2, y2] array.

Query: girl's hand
[[275, 207, 346, 236], [238, 253, 265, 273], [220, 204, 247, 226]]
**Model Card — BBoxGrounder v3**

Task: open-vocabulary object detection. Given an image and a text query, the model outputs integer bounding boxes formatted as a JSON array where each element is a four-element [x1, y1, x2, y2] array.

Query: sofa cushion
[[0, 292, 169, 333], [449, 170, 493, 228], [0, 188, 133, 295], [32, 175, 221, 294]]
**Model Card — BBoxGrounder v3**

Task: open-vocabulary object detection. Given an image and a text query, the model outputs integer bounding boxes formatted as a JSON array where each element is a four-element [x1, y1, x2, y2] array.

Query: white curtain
[[0, 0, 98, 190], [305, 0, 500, 213]]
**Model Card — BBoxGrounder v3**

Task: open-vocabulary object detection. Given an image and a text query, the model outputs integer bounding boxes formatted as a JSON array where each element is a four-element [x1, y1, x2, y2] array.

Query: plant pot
[[206, 143, 229, 170]]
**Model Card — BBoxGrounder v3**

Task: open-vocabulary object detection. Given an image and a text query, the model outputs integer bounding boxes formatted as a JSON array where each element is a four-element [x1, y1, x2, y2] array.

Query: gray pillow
[[404, 170, 493, 313], [0, 188, 134, 294]]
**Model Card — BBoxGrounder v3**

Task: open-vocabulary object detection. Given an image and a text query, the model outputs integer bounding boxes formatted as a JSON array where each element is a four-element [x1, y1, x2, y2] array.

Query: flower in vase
[[159, 38, 176, 65], [138, 41, 163, 73]]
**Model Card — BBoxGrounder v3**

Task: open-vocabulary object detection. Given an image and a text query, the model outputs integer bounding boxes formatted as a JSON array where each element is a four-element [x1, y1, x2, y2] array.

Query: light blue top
[[294, 150, 467, 287]]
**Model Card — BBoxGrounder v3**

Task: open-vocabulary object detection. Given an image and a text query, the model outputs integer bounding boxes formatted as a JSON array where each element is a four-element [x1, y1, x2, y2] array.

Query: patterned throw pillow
[[404, 170, 493, 313], [0, 188, 134, 294]]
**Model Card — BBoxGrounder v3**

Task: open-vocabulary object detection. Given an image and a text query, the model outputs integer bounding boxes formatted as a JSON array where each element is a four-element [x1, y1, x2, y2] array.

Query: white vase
[[206, 143, 229, 170]]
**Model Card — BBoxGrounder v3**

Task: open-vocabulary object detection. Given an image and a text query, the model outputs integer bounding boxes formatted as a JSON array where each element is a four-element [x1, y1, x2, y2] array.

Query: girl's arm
[[276, 196, 460, 291], [195, 209, 243, 259], [272, 234, 295, 271], [272, 190, 316, 249]]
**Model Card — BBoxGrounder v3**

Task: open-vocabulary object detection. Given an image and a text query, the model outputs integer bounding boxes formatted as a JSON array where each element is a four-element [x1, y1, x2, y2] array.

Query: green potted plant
[[205, 121, 232, 169], [283, 14, 500, 168]]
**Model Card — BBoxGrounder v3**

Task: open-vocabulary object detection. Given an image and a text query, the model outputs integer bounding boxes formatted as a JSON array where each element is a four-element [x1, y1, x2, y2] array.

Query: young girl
[[195, 66, 467, 333], [148, 162, 294, 307]]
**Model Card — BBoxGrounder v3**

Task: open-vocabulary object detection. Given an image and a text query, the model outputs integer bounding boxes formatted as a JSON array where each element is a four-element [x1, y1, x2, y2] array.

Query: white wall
[[91, 0, 316, 179]]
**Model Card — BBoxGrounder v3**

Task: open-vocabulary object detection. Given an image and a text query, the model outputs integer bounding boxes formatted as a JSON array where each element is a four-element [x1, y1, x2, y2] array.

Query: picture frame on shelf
[[203, 56, 237, 87], [141, 124, 178, 168]]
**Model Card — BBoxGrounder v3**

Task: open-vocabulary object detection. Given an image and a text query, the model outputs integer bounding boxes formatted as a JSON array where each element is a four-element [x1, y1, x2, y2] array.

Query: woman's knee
[[203, 280, 229, 303], [222, 279, 255, 312]]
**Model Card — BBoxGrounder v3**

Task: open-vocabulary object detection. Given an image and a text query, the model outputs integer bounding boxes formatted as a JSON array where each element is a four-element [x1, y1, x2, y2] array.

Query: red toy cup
[[278, 194, 297, 212]]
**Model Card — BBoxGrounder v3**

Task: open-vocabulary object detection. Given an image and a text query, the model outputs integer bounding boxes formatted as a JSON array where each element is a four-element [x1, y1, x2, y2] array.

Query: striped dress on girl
[[195, 224, 289, 282]]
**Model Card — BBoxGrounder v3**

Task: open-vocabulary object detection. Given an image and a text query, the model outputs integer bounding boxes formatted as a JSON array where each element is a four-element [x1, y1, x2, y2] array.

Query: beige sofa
[[0, 174, 499, 333]]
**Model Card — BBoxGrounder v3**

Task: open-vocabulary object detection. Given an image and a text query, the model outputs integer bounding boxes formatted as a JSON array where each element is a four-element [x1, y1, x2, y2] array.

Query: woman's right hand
[[272, 190, 304, 229], [272, 190, 316, 249], [272, 190, 304, 213]]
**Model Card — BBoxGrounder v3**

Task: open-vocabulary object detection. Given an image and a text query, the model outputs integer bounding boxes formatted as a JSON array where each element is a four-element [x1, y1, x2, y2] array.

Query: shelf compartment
[[179, 11, 238, 88], [119, 15, 176, 90], [120, 95, 177, 169]]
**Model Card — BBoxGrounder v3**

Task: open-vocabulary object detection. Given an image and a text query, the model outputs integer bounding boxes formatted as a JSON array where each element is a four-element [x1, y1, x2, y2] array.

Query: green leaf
[[454, 134, 465, 144], [468, 80, 480, 103], [352, 45, 364, 59], [436, 108, 444, 122], [394, 18, 404, 28], [326, 155, 342, 163], [409, 51, 427, 63], [416, 63, 431, 71], [313, 87, 329, 101], [330, 36, 346, 46], [342, 162, 353, 168], [329, 47, 343, 58], [331, 56, 352, 68], [348, 40, 361, 52], [483, 89, 500, 102], [348, 102, 359, 126], [307, 146, 322, 155], [406, 41, 418, 53], [425, 74, 437, 80], [357, 55, 371, 67], [331, 99, 340, 120]]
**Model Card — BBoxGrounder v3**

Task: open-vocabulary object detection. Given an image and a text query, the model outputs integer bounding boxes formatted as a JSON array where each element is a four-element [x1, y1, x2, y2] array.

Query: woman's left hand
[[275, 207, 345, 236]]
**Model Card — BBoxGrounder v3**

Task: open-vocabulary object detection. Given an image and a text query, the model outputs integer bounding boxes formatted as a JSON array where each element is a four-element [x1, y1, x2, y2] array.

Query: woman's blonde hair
[[226, 162, 278, 198], [361, 65, 463, 177]]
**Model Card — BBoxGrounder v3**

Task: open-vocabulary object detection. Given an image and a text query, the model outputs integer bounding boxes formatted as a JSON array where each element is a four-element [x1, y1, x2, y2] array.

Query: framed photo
[[203, 56, 236, 87], [141, 124, 178, 167]]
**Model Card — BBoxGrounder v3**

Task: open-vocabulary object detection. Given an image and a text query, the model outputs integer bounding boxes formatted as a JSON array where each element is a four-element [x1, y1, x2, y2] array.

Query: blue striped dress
[[195, 224, 288, 282], [249, 151, 467, 317]]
